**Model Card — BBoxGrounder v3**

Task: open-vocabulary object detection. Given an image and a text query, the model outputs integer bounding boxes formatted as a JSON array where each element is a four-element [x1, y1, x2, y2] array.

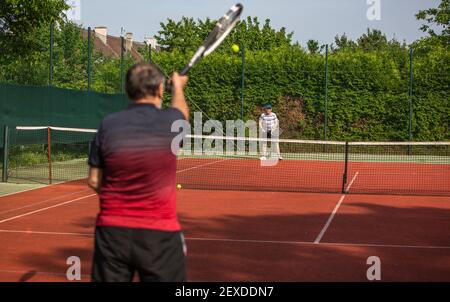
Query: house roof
[[81, 28, 146, 62]]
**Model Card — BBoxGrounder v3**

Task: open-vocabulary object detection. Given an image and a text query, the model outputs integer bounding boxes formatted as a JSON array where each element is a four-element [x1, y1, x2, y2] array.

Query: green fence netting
[[0, 83, 129, 147]]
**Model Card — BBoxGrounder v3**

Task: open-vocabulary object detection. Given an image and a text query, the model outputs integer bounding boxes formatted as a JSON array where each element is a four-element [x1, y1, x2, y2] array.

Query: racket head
[[181, 3, 243, 75], [203, 3, 243, 56]]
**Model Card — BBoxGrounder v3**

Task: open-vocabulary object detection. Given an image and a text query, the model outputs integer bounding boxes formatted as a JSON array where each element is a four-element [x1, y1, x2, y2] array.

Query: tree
[[0, 0, 69, 61], [331, 33, 357, 52], [307, 39, 319, 54], [156, 17, 215, 52], [357, 29, 388, 51], [0, 21, 111, 90], [332, 30, 406, 58], [416, 0, 449, 46], [231, 17, 294, 51], [156, 16, 293, 51], [0, 0, 68, 34]]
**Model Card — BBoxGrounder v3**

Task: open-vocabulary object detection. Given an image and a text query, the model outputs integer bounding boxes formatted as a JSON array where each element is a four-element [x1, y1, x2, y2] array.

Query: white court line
[[1, 229, 449, 250], [0, 194, 96, 224], [0, 189, 92, 215], [0, 177, 88, 199], [346, 172, 359, 191], [176, 158, 231, 174], [187, 237, 450, 250], [319, 241, 450, 250], [314, 172, 359, 244], [314, 195, 346, 244], [0, 229, 94, 237]]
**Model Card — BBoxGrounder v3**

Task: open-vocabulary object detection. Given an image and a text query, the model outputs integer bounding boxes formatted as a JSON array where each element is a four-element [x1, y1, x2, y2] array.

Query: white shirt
[[259, 112, 279, 132]]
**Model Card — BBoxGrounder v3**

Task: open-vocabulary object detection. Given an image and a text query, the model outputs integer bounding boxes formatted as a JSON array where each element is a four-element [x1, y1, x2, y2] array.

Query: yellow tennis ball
[[232, 44, 240, 53], [176, 184, 182, 190]]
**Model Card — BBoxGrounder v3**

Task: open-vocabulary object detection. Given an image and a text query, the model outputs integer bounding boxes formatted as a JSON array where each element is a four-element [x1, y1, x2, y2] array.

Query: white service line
[[0, 229, 94, 237], [176, 158, 231, 174], [1, 229, 449, 250], [346, 172, 359, 191], [313, 195, 346, 244], [313, 172, 359, 244], [186, 237, 450, 250], [0, 189, 92, 215], [0, 194, 96, 224], [319, 241, 450, 250], [0, 177, 89, 199]]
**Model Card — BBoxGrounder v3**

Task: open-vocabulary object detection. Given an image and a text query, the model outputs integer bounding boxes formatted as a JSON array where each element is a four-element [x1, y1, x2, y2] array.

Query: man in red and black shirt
[[88, 63, 189, 282]]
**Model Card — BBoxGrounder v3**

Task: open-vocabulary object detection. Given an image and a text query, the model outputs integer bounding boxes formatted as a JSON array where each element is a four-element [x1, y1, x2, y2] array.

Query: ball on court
[[231, 44, 240, 53], [176, 184, 182, 190]]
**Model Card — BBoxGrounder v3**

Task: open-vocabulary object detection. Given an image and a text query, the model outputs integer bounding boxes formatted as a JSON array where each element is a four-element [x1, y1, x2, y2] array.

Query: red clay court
[[1, 156, 449, 281]]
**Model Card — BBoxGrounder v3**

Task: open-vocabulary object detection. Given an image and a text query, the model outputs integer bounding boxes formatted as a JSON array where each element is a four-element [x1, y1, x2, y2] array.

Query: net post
[[341, 141, 349, 194], [47, 127, 52, 184], [88, 141, 92, 156], [2, 125, 9, 182]]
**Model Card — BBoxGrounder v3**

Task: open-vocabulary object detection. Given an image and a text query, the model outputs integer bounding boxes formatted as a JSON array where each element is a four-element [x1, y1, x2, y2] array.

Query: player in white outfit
[[259, 104, 282, 160]]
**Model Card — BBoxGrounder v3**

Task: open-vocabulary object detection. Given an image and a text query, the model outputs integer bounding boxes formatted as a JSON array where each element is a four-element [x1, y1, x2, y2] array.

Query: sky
[[71, 0, 440, 46]]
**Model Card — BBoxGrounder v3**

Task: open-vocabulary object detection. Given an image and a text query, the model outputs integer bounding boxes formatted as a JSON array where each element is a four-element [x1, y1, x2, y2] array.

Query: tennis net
[[2, 126, 449, 196]]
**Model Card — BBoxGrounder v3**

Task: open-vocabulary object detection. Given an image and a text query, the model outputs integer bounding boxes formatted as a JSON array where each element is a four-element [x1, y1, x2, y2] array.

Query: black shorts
[[92, 226, 186, 282]]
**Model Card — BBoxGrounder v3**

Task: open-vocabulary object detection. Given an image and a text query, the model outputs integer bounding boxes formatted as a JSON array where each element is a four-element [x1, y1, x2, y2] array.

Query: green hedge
[[153, 45, 449, 141]]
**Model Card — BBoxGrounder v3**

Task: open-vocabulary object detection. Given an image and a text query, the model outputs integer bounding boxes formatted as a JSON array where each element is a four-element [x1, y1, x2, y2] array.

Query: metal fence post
[[49, 23, 54, 86], [324, 44, 329, 141], [240, 44, 245, 120], [408, 47, 413, 155], [87, 26, 92, 92], [121, 36, 125, 94], [2, 126, 9, 182]]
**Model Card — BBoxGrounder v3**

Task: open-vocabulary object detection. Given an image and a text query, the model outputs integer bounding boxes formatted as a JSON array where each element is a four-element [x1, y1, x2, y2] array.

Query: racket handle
[[165, 80, 173, 93], [180, 65, 191, 76], [165, 65, 190, 93]]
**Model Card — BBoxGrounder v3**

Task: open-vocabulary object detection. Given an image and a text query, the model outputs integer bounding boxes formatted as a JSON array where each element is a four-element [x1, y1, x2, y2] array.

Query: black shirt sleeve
[[88, 123, 104, 168]]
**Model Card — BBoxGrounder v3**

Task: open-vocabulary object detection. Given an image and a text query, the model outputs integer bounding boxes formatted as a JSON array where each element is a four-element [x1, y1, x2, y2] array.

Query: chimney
[[94, 26, 107, 45], [145, 36, 158, 50], [125, 32, 133, 52]]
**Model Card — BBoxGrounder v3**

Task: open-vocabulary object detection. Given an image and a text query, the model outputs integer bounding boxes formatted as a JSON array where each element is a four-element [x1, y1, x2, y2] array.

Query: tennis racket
[[167, 3, 243, 91]]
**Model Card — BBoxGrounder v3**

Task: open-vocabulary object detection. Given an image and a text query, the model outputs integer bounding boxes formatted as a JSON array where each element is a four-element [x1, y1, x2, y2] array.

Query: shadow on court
[[18, 270, 37, 282], [9, 196, 450, 281], [178, 195, 450, 281]]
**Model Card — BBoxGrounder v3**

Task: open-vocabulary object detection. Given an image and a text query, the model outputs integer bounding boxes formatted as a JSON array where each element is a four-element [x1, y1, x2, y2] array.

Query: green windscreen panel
[[0, 83, 129, 146]]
